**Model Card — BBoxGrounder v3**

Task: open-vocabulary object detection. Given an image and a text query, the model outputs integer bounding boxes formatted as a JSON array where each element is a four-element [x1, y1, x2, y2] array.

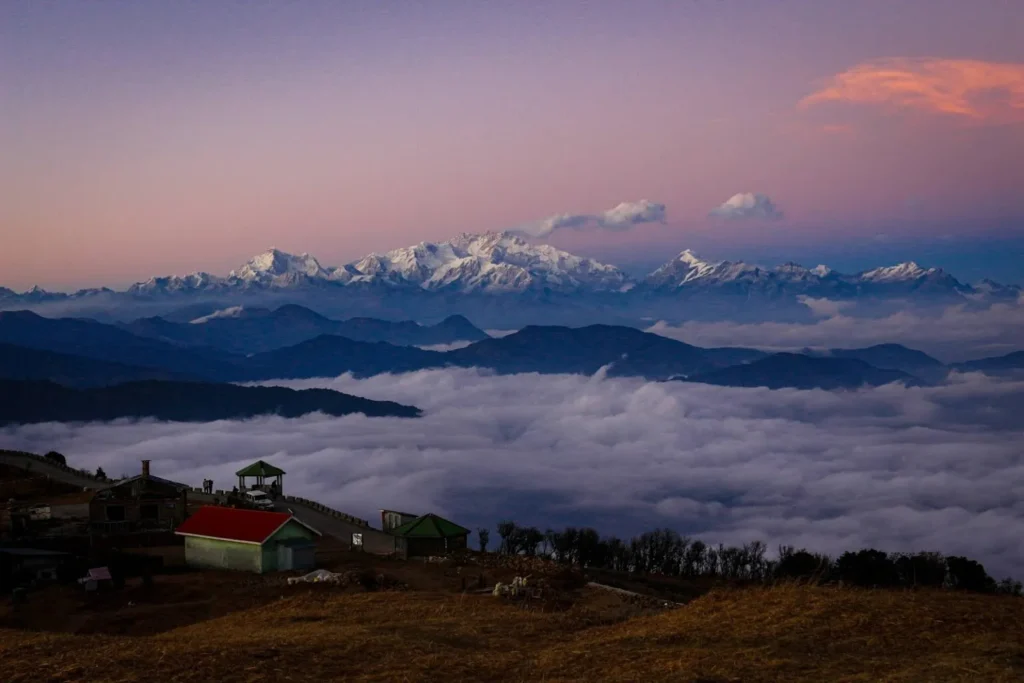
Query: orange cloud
[[800, 58, 1024, 124]]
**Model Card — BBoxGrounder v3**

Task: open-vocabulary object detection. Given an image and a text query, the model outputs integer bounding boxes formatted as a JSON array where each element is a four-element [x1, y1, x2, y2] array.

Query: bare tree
[[496, 520, 517, 555], [477, 528, 490, 553]]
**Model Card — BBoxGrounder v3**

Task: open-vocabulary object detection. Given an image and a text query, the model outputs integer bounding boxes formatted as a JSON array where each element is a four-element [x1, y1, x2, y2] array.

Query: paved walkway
[[586, 581, 682, 607], [275, 499, 397, 555]]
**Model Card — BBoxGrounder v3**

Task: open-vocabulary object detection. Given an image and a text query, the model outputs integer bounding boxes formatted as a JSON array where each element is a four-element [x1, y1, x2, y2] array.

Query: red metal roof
[[174, 506, 297, 544]]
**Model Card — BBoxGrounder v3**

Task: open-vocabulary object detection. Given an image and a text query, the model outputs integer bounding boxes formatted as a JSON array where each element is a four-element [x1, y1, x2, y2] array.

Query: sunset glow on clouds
[[802, 58, 1024, 124]]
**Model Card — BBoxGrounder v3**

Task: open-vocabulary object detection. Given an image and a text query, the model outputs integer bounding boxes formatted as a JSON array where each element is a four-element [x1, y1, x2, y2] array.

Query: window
[[140, 504, 159, 520], [106, 505, 126, 521]]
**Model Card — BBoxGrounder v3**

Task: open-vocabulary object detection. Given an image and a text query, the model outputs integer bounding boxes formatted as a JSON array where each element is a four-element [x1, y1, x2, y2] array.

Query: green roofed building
[[236, 460, 285, 495], [388, 512, 471, 558]]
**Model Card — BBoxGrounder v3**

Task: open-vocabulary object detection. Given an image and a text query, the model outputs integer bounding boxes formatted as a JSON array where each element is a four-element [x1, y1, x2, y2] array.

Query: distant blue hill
[[0, 379, 420, 425], [684, 353, 923, 390], [953, 351, 1024, 374], [7, 310, 1007, 392], [120, 304, 488, 354]]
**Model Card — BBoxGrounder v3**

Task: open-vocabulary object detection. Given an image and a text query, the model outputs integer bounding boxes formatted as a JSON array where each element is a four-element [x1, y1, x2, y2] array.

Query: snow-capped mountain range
[[2, 231, 1020, 304]]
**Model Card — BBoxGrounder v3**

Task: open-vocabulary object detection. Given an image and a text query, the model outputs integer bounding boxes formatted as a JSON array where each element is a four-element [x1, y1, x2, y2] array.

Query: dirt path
[[586, 581, 683, 606]]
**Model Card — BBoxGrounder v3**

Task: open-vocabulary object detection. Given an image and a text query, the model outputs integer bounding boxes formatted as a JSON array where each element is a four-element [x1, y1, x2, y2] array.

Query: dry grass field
[[1, 581, 1022, 683]]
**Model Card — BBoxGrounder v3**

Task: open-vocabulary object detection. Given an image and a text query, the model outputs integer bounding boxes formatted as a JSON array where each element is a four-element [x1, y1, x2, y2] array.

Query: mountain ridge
[[0, 379, 421, 425], [119, 305, 489, 354], [5, 310, 1019, 387], [685, 352, 922, 390], [4, 310, 997, 390], [5, 233, 1020, 305]]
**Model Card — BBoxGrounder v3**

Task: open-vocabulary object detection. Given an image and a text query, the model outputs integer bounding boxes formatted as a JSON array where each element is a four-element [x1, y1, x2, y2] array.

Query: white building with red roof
[[175, 506, 321, 573]]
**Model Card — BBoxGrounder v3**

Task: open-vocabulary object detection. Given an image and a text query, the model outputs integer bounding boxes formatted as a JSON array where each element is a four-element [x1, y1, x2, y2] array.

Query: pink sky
[[2, 1, 1022, 290]]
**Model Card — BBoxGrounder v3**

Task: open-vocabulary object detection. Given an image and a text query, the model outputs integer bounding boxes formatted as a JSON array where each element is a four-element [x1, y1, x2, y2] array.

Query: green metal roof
[[235, 460, 286, 477], [389, 513, 470, 539]]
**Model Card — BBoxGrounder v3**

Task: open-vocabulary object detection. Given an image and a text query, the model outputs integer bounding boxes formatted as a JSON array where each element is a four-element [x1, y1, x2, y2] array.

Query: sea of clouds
[[650, 296, 1024, 362], [3, 367, 1023, 577]]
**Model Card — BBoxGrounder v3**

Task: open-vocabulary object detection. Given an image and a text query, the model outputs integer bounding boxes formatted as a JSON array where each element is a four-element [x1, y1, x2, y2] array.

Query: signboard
[[352, 533, 363, 547]]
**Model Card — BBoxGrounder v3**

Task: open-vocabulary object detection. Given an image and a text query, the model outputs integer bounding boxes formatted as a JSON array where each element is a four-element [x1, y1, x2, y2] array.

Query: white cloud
[[649, 298, 1024, 362], [3, 368, 1024, 577], [513, 199, 666, 238], [598, 200, 667, 230], [484, 329, 518, 338], [798, 296, 855, 319], [709, 192, 784, 221], [417, 341, 473, 352]]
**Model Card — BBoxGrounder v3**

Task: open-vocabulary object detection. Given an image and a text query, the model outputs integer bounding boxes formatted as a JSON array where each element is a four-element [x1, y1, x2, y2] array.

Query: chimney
[[141, 460, 151, 478]]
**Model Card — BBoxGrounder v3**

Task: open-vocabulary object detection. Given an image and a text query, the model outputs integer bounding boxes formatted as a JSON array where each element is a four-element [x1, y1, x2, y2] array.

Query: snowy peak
[[676, 249, 710, 268], [646, 250, 770, 288], [858, 262, 930, 282], [9, 235, 1010, 304], [128, 272, 225, 295], [346, 231, 630, 293], [230, 248, 329, 282], [644, 250, 976, 297], [854, 261, 969, 294]]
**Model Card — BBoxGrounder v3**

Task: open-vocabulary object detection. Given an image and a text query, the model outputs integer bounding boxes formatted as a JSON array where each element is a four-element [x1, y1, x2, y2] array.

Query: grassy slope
[[1, 585, 1021, 682]]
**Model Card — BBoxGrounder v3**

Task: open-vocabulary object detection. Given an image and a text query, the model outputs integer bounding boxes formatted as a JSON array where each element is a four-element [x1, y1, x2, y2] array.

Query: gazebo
[[236, 460, 286, 495]]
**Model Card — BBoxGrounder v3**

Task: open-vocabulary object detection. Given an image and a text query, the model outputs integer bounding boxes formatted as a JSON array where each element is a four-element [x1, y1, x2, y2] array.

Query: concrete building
[[89, 460, 189, 535], [381, 509, 419, 532], [175, 506, 321, 573]]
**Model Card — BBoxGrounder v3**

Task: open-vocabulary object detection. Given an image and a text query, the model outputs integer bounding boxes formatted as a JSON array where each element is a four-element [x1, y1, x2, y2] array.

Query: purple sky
[[2, 0, 1023, 290]]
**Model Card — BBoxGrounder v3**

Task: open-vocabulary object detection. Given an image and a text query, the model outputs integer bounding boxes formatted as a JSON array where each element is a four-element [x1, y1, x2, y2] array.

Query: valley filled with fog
[[3, 228, 1023, 579], [6, 367, 1023, 577]]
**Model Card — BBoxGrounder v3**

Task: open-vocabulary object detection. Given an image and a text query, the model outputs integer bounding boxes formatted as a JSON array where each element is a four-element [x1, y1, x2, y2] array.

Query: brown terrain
[[2, 461, 1023, 681], [1, 538, 1022, 683]]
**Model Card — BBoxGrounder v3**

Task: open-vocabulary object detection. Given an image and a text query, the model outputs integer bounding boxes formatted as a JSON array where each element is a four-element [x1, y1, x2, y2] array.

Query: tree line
[[477, 522, 1022, 596]]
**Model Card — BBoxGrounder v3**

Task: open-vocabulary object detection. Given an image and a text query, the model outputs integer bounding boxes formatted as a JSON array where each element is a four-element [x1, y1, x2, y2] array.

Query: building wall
[[260, 520, 318, 573], [277, 543, 316, 572], [50, 503, 90, 520], [183, 536, 263, 573], [406, 534, 469, 558], [90, 498, 185, 526], [89, 479, 188, 531], [355, 526, 398, 556], [381, 510, 418, 532]]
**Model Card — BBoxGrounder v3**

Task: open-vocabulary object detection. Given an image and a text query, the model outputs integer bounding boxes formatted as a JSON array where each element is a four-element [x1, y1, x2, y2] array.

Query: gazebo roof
[[389, 513, 470, 539], [235, 460, 286, 477]]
